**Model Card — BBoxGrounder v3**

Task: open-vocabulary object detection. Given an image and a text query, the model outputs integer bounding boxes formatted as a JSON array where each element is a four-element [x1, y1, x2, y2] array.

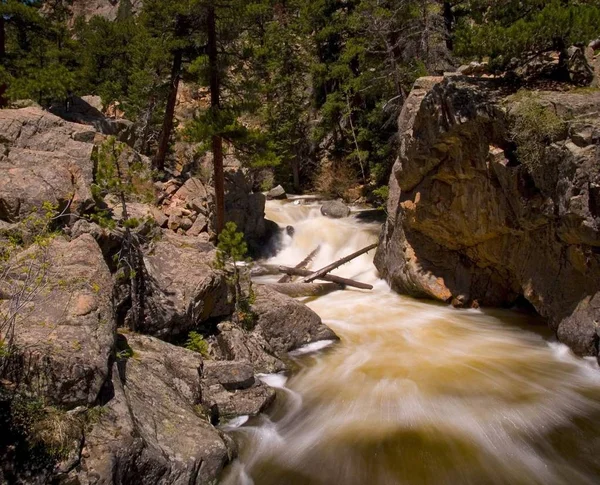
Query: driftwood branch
[[301, 243, 378, 283], [278, 245, 321, 283], [279, 266, 373, 290], [267, 282, 342, 297]]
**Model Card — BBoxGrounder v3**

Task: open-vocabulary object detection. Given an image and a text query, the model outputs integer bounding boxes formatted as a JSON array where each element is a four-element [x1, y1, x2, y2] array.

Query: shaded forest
[[1, 0, 599, 205]]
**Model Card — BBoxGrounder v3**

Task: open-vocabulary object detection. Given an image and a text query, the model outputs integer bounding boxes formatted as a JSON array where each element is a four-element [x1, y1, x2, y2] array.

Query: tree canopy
[[1, 0, 598, 212]]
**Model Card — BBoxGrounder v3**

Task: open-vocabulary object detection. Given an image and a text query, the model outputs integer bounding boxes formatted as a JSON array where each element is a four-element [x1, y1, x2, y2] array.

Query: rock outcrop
[[70, 338, 233, 485], [66, 0, 143, 22], [1, 234, 115, 408], [376, 76, 600, 357], [140, 231, 232, 339], [0, 103, 338, 484], [0, 108, 96, 223]]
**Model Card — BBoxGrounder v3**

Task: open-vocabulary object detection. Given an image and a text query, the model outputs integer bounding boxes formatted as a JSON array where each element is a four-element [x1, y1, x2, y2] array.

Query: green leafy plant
[[214, 222, 257, 329], [185, 331, 210, 358], [371, 185, 389, 209]]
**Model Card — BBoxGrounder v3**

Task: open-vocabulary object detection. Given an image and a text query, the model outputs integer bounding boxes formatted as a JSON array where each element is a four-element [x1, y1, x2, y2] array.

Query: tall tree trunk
[[208, 5, 225, 235], [443, 0, 454, 51], [154, 49, 182, 172], [0, 16, 6, 108]]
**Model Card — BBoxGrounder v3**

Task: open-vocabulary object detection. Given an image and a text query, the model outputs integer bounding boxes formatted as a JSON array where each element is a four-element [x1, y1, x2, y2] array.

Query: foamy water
[[220, 199, 600, 485]]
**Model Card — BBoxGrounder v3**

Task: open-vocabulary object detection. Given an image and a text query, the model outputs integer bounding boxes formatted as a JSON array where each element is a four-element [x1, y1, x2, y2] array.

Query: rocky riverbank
[[376, 74, 600, 359], [0, 106, 336, 484]]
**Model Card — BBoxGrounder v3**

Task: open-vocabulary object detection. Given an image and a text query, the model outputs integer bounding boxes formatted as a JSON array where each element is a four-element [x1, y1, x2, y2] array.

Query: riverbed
[[221, 199, 600, 485]]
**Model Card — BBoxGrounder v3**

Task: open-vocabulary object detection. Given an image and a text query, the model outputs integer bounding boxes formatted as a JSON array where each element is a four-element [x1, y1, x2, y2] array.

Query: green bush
[[510, 95, 565, 172], [185, 331, 210, 358]]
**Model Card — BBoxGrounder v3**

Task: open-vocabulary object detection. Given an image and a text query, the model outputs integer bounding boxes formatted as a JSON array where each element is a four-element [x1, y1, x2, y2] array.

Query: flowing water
[[221, 199, 600, 485]]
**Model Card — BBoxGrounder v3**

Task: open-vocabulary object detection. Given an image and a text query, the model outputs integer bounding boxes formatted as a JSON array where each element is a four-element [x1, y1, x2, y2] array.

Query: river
[[220, 198, 600, 485]]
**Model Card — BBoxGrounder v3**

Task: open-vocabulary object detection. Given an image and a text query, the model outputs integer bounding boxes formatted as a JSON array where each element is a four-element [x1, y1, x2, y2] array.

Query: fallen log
[[251, 265, 280, 277], [301, 243, 378, 284], [267, 282, 342, 297], [278, 266, 373, 290], [278, 245, 321, 283]]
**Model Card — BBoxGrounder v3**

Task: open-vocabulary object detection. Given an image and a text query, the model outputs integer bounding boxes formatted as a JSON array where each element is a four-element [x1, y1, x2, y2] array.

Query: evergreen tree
[[455, 0, 600, 73], [0, 0, 75, 106]]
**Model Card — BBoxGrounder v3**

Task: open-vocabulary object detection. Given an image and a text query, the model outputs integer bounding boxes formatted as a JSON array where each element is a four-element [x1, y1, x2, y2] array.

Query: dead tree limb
[[279, 266, 373, 290], [278, 245, 321, 283], [301, 243, 378, 283], [267, 282, 342, 297]]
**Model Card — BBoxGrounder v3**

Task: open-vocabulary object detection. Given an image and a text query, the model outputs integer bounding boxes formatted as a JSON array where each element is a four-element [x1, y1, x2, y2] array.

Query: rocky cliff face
[[375, 76, 600, 358], [67, 0, 143, 22], [0, 106, 335, 484]]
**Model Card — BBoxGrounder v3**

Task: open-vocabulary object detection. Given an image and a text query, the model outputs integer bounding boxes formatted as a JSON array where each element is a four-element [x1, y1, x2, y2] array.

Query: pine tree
[[1, 0, 75, 106], [455, 0, 600, 73]]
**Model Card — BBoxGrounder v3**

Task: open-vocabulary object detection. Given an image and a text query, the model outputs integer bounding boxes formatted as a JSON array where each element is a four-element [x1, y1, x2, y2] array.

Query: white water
[[221, 199, 600, 485]]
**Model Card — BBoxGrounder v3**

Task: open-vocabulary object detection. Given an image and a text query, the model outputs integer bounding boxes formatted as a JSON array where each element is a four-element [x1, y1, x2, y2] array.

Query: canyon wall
[[375, 76, 600, 357]]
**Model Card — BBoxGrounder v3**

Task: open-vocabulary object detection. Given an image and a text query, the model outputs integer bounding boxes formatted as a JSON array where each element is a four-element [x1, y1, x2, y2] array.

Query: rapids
[[220, 199, 600, 485]]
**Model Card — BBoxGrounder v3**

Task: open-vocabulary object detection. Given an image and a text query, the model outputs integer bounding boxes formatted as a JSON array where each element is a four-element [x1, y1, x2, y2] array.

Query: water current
[[221, 198, 600, 485]]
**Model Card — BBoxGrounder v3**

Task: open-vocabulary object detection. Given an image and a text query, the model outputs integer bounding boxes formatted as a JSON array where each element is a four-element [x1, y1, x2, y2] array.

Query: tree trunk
[[278, 245, 320, 283], [443, 0, 454, 51], [0, 16, 6, 108], [208, 5, 225, 235], [114, 148, 143, 331], [135, 94, 156, 154], [278, 266, 373, 290], [154, 49, 182, 172], [301, 243, 378, 283], [267, 282, 343, 297]]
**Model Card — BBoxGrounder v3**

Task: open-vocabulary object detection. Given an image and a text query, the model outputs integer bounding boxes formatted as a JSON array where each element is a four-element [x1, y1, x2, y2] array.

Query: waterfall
[[221, 198, 600, 485]]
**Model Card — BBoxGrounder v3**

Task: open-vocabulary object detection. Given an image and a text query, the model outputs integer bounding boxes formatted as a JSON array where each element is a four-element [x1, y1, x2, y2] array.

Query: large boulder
[[211, 287, 337, 374], [266, 185, 286, 200], [140, 231, 232, 338], [201, 360, 275, 421], [50, 96, 136, 147], [567, 46, 595, 86], [320, 200, 351, 219], [71, 334, 234, 485], [252, 285, 338, 355], [214, 322, 286, 374], [375, 76, 600, 357], [1, 234, 115, 408], [224, 170, 277, 254], [0, 108, 96, 223]]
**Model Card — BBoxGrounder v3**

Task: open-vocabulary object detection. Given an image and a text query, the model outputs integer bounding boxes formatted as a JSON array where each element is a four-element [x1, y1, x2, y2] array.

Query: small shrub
[[5, 394, 82, 461], [30, 406, 82, 459], [511, 95, 565, 172], [371, 185, 389, 209], [214, 222, 257, 330], [185, 331, 210, 358]]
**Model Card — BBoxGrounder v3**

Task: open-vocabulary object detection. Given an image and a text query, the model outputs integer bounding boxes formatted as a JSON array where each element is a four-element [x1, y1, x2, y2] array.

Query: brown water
[[220, 199, 600, 485]]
